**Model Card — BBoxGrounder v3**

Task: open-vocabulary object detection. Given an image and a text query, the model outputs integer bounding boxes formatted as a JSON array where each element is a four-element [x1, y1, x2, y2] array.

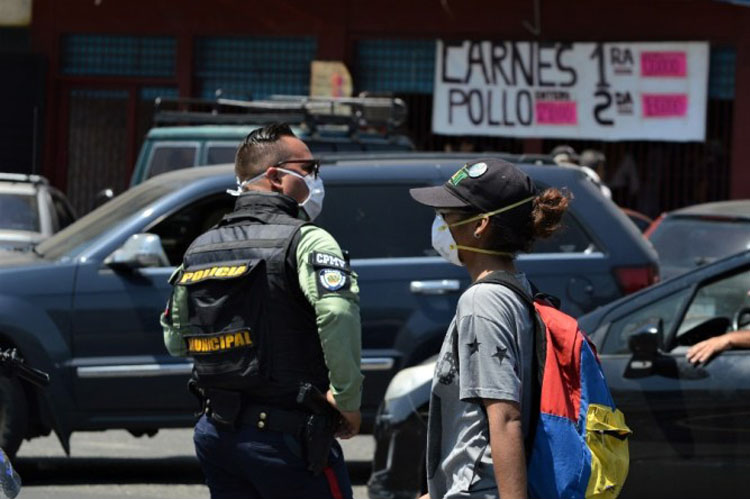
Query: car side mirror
[[104, 233, 169, 270], [624, 321, 662, 379], [629, 323, 661, 360]]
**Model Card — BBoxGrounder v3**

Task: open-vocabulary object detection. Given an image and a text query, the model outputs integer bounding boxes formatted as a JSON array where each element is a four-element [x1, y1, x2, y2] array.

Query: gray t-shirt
[[426, 273, 534, 499]]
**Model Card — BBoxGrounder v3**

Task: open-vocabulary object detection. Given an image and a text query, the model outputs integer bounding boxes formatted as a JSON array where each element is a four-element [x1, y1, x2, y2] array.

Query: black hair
[[234, 122, 296, 180]]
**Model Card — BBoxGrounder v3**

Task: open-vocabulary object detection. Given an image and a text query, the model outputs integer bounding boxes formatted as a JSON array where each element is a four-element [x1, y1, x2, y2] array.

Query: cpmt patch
[[309, 251, 350, 272]]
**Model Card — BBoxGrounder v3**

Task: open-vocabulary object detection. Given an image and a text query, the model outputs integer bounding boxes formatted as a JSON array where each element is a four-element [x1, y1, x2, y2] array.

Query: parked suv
[[129, 96, 414, 186], [0, 173, 76, 251], [0, 154, 656, 457], [646, 200, 750, 280]]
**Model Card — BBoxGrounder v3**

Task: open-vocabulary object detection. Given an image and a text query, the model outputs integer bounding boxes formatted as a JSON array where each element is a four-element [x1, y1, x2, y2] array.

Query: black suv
[[0, 154, 656, 456]]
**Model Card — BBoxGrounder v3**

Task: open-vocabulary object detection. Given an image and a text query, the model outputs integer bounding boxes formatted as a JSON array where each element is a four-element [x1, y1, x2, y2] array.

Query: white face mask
[[276, 167, 325, 221], [431, 214, 463, 266], [431, 197, 535, 266], [226, 168, 325, 221]]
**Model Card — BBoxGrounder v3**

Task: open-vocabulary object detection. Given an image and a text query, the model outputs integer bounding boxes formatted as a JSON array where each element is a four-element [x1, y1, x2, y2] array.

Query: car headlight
[[384, 361, 435, 401]]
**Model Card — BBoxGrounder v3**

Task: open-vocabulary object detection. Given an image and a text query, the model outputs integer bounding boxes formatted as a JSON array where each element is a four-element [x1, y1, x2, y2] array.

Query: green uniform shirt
[[161, 225, 364, 412]]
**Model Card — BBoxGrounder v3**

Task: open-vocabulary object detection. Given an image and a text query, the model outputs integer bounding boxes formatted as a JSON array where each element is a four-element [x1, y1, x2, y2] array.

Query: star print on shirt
[[467, 338, 481, 355], [492, 345, 507, 363]]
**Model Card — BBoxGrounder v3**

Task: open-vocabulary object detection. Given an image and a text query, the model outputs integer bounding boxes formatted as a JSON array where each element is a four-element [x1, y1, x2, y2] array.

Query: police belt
[[239, 405, 309, 436]]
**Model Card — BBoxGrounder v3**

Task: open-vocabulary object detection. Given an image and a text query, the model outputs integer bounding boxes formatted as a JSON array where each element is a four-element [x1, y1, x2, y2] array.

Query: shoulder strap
[[284, 221, 315, 306], [470, 270, 544, 464], [471, 270, 536, 306], [284, 221, 312, 276]]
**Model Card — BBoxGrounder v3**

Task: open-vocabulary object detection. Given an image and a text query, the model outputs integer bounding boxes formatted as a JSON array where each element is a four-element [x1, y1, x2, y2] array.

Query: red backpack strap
[[470, 271, 546, 462]]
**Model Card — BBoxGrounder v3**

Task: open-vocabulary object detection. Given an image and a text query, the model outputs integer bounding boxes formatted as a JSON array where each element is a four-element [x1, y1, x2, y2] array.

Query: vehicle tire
[[0, 374, 28, 458]]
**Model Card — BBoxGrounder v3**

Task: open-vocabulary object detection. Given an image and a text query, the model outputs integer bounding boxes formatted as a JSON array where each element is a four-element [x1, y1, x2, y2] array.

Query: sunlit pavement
[[13, 429, 374, 498]]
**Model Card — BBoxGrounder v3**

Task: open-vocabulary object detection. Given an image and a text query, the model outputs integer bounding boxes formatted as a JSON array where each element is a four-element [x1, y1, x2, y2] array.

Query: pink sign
[[535, 101, 578, 125], [641, 52, 687, 77], [642, 94, 688, 117]]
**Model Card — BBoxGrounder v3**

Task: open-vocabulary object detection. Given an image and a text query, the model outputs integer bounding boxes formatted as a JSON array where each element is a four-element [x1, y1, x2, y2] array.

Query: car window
[[601, 288, 691, 354], [147, 144, 199, 178], [677, 267, 750, 337], [332, 142, 366, 152], [0, 193, 40, 232], [650, 217, 750, 270], [206, 145, 237, 165], [316, 184, 435, 259], [307, 142, 336, 153], [148, 195, 235, 266], [51, 192, 75, 230], [531, 212, 597, 253]]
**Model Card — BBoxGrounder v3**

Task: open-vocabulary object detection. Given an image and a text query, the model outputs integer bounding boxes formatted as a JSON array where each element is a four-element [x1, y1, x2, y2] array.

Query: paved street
[[13, 429, 374, 498]]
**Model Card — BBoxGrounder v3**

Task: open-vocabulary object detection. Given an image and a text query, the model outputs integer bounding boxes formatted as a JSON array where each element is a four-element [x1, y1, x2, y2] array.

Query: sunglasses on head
[[273, 159, 321, 179]]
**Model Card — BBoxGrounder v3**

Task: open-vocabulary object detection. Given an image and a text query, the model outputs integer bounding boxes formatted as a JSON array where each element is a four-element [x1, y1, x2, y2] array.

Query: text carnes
[[441, 41, 578, 88]]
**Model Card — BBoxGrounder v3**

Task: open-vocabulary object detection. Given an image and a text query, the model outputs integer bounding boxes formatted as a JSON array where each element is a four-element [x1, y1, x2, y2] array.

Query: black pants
[[193, 414, 353, 498]]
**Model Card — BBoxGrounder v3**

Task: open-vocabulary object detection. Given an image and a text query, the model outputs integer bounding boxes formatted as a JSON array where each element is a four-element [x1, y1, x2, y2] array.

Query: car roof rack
[[153, 94, 408, 137], [0, 173, 48, 185]]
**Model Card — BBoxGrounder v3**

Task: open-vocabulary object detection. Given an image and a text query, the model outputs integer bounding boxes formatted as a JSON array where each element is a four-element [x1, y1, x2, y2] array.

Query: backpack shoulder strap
[[471, 270, 535, 307], [469, 270, 544, 464]]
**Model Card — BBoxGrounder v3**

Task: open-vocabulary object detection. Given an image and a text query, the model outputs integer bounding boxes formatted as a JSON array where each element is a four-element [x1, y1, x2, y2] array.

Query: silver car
[[0, 174, 76, 250]]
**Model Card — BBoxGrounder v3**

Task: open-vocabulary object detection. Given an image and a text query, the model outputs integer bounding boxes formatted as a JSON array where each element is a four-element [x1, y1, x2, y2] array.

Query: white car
[[0, 174, 76, 250]]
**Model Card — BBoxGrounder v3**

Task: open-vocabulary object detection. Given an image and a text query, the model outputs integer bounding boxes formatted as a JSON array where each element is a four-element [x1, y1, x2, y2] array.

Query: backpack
[[474, 271, 632, 499]]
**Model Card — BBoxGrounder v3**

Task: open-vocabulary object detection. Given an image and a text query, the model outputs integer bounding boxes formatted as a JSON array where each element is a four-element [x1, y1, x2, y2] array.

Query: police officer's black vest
[[179, 192, 329, 408]]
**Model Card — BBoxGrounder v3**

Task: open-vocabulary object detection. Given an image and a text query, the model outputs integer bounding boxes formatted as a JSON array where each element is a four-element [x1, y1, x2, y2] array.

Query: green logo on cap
[[449, 164, 470, 186]]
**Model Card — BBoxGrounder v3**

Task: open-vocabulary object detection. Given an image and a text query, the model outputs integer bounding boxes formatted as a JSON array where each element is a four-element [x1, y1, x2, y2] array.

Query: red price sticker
[[642, 94, 688, 117], [535, 101, 578, 125], [641, 52, 687, 77]]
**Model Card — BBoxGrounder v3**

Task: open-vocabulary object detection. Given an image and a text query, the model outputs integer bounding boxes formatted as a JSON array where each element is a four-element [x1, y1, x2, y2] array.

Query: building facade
[[25, 0, 750, 215]]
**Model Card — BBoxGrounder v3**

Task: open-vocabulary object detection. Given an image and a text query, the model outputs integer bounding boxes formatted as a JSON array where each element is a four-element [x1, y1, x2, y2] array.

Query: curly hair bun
[[532, 188, 571, 239]]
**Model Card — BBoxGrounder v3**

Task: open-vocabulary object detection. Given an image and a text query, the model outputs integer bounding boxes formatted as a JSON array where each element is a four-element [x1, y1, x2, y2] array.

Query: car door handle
[[410, 280, 461, 295]]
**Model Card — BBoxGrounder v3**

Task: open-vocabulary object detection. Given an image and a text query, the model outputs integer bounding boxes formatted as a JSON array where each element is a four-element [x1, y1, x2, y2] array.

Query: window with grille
[[61, 34, 176, 77], [709, 46, 735, 100], [355, 39, 436, 94], [139, 86, 178, 101], [194, 36, 317, 100]]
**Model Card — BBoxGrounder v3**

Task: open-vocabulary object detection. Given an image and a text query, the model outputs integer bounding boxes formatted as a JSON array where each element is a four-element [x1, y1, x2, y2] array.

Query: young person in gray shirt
[[410, 158, 569, 498]]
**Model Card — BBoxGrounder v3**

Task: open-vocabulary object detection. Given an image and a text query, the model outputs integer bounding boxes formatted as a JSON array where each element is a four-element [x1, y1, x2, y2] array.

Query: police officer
[[161, 123, 363, 498]]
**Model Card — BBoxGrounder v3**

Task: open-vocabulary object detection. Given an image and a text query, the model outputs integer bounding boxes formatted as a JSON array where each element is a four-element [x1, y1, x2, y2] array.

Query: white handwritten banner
[[432, 41, 709, 141]]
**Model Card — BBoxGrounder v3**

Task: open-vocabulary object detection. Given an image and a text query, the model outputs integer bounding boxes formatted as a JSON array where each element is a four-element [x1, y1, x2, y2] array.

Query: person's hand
[[326, 390, 361, 439], [337, 410, 361, 439], [686, 334, 732, 365]]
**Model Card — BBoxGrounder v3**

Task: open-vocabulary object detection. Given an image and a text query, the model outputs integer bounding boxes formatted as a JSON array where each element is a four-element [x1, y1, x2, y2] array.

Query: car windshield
[[36, 181, 174, 260], [147, 144, 198, 178], [650, 217, 750, 273], [0, 193, 39, 232]]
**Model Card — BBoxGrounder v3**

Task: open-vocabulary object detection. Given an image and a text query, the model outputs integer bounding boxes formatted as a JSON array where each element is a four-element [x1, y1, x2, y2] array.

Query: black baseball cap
[[409, 158, 538, 214]]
